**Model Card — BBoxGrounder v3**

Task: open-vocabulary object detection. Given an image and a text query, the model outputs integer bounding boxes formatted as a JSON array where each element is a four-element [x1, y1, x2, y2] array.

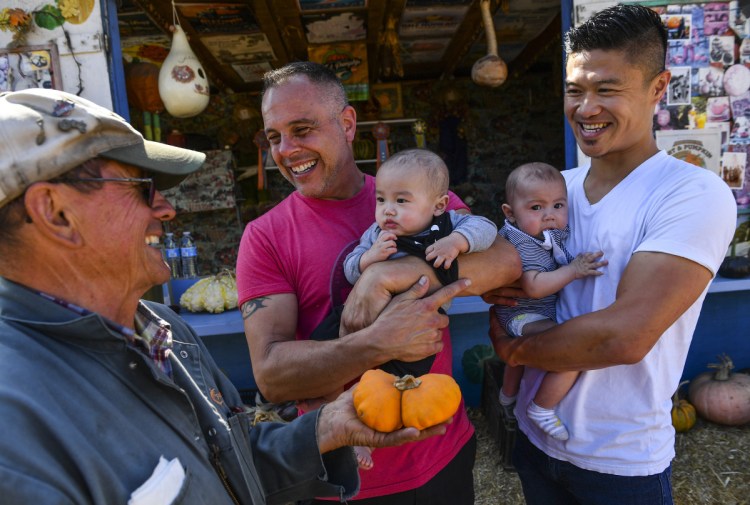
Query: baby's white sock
[[498, 391, 517, 420], [527, 401, 569, 441], [499, 390, 517, 406]]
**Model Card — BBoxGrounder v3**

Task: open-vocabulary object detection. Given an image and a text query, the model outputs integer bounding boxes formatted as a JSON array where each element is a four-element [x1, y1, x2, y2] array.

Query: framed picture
[[371, 82, 403, 119], [0, 44, 62, 92]]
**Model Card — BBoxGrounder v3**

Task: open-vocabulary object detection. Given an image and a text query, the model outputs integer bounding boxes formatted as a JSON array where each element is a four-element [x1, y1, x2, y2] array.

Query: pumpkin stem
[[394, 375, 422, 391], [708, 353, 734, 381], [672, 380, 689, 406]]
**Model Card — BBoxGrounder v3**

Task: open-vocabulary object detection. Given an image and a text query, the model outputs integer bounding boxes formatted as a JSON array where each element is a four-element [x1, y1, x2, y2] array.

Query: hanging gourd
[[671, 381, 696, 433], [688, 354, 750, 426], [125, 61, 164, 141], [158, 3, 209, 118], [352, 369, 462, 432], [472, 0, 508, 88]]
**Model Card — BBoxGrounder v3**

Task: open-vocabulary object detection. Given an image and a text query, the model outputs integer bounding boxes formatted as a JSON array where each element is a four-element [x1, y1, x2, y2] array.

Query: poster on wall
[[201, 33, 275, 64], [709, 36, 735, 66], [661, 13, 692, 41], [121, 36, 170, 64], [399, 6, 469, 38], [232, 62, 272, 83], [0, 45, 62, 92], [308, 42, 368, 101], [655, 129, 722, 175], [371, 83, 403, 119], [175, 3, 261, 33], [721, 151, 746, 189], [668, 66, 692, 106], [573, 0, 617, 27], [298, 0, 366, 11], [302, 12, 366, 43]]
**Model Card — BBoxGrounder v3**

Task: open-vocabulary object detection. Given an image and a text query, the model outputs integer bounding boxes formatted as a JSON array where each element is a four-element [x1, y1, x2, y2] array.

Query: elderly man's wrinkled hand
[[315, 389, 449, 455]]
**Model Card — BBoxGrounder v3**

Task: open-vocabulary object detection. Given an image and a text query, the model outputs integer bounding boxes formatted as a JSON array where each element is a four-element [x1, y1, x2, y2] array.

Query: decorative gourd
[[688, 354, 750, 426], [471, 0, 507, 88], [352, 369, 462, 432], [179, 269, 238, 314], [158, 24, 210, 118], [671, 381, 696, 433]]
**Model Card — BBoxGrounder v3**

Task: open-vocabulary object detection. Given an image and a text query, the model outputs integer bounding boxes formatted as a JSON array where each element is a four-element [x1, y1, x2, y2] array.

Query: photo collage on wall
[[652, 1, 750, 206]]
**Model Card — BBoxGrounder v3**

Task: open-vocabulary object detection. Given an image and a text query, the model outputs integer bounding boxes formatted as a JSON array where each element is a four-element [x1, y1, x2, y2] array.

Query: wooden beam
[[259, 0, 304, 63], [507, 12, 561, 80], [371, 0, 407, 82]]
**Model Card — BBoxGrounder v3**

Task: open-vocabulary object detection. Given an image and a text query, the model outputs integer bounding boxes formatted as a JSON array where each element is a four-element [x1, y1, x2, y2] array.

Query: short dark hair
[[379, 148, 450, 197], [564, 3, 667, 81], [505, 162, 564, 203], [262, 61, 348, 112]]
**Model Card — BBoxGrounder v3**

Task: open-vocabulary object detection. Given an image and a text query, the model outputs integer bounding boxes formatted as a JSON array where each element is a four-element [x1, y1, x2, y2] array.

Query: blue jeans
[[513, 430, 674, 505]]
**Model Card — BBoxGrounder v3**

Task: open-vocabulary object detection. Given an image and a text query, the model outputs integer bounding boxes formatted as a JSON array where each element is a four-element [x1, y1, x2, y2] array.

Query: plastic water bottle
[[163, 232, 182, 279], [180, 231, 199, 278]]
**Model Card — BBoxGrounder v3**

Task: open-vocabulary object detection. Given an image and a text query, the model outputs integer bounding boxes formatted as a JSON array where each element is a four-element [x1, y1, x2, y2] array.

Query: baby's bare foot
[[354, 446, 374, 470]]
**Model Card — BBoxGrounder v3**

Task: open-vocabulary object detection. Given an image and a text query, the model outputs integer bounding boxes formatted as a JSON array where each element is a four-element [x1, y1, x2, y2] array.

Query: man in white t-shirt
[[486, 4, 737, 504]]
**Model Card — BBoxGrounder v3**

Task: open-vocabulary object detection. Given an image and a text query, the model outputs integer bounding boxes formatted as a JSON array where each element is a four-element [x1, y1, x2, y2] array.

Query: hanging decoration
[[471, 0, 508, 88], [158, 1, 210, 118], [126, 61, 164, 142], [412, 119, 427, 148], [373, 122, 390, 169], [253, 130, 270, 191], [379, 16, 403, 79]]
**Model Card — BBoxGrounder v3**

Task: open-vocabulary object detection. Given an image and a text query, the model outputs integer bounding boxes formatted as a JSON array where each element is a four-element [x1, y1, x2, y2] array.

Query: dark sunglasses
[[55, 177, 156, 207]]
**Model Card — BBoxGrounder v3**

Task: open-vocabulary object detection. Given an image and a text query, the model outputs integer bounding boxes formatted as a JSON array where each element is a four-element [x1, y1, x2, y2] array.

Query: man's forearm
[[370, 236, 520, 296], [253, 332, 392, 403], [457, 236, 521, 294]]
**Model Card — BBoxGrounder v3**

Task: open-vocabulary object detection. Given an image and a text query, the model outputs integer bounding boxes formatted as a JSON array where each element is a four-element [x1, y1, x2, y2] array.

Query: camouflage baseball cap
[[0, 88, 205, 208]]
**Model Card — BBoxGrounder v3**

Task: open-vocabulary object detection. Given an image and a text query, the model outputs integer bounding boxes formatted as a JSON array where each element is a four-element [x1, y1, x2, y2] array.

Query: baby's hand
[[570, 251, 608, 279], [425, 233, 469, 269], [362, 230, 398, 267]]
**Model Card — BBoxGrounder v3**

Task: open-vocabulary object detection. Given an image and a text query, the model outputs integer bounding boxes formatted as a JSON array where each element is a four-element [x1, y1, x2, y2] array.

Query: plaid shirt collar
[[31, 287, 173, 376], [134, 303, 174, 377]]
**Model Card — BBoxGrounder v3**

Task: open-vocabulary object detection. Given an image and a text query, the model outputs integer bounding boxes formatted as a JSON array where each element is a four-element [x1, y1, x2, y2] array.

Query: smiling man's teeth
[[146, 236, 160, 247], [291, 160, 316, 174], [582, 123, 608, 131]]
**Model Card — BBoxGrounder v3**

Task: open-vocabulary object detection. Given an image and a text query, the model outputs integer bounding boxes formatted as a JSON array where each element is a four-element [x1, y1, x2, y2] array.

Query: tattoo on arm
[[241, 297, 269, 320]]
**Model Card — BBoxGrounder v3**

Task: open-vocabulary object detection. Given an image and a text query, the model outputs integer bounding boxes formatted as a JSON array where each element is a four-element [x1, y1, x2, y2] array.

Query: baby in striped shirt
[[494, 162, 607, 440]]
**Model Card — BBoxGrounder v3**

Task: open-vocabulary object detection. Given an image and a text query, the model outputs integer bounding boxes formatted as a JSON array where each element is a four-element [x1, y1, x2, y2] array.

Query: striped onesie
[[494, 220, 574, 336]]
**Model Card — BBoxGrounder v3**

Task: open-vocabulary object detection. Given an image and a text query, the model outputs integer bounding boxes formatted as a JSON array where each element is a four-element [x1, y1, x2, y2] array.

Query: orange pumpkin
[[125, 62, 164, 113], [671, 381, 696, 433], [352, 369, 403, 432], [352, 369, 462, 432]]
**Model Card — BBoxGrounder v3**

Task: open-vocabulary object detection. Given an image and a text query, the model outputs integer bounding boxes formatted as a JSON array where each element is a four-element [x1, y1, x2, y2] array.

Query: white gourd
[[180, 270, 237, 313]]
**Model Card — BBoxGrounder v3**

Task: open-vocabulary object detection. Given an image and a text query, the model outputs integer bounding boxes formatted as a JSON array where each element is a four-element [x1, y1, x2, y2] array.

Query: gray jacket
[[0, 277, 358, 504]]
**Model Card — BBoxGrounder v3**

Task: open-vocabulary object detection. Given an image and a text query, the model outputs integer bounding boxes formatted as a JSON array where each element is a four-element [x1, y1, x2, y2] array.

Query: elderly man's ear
[[23, 183, 84, 248]]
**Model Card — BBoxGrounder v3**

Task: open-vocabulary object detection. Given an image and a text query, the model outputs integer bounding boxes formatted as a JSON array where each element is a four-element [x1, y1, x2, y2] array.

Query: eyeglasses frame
[[54, 177, 156, 207]]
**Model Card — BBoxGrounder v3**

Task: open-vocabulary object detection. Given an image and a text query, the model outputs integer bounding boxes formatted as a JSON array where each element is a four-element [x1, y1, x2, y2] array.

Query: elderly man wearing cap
[[0, 89, 467, 504]]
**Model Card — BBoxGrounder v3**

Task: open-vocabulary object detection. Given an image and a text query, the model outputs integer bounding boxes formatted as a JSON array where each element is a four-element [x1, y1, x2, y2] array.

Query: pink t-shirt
[[236, 174, 473, 499]]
